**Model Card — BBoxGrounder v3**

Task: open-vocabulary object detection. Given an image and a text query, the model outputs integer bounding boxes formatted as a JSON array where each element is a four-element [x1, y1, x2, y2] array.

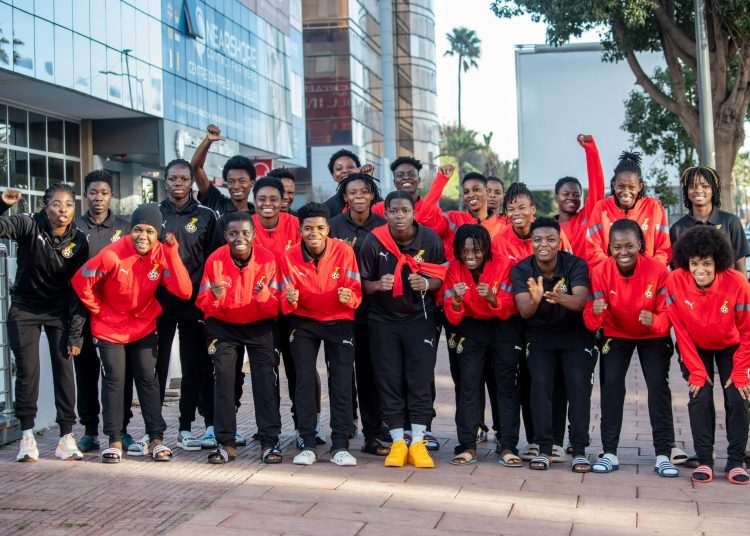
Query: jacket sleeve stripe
[[666, 295, 674, 306], [199, 281, 211, 293], [81, 264, 107, 278], [657, 224, 669, 233], [345, 269, 361, 282], [587, 223, 602, 236], [443, 288, 455, 300], [588, 290, 604, 300], [735, 303, 750, 311]]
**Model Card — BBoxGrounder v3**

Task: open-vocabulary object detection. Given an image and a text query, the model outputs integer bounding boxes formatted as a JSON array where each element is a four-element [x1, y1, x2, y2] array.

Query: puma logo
[[120, 268, 129, 275], [684, 299, 695, 310], [342, 338, 354, 347], [584, 348, 593, 356], [514, 345, 522, 351], [508, 255, 518, 261], [609, 290, 617, 295], [423, 338, 435, 348], [379, 251, 389, 260], [296, 270, 308, 278]]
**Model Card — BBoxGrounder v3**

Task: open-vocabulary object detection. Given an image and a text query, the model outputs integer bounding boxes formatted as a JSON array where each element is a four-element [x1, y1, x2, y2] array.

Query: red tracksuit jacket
[[583, 254, 670, 339], [72, 237, 192, 344], [196, 244, 281, 324], [666, 268, 750, 388], [280, 238, 362, 321], [560, 136, 605, 258], [491, 222, 573, 266], [586, 196, 671, 268], [441, 257, 517, 325], [252, 212, 300, 259]]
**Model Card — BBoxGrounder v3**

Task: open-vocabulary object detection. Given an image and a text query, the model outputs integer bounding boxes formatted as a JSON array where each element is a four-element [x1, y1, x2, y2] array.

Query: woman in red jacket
[[442, 225, 521, 466], [196, 211, 282, 464], [584, 219, 678, 477], [586, 152, 670, 268], [666, 226, 750, 484], [73, 204, 192, 464]]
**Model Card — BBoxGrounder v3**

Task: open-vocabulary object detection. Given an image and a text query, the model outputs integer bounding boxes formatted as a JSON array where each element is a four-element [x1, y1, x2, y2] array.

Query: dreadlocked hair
[[336, 173, 381, 206], [611, 151, 645, 198], [609, 218, 646, 255], [453, 224, 492, 264], [680, 166, 721, 209], [503, 182, 535, 213]]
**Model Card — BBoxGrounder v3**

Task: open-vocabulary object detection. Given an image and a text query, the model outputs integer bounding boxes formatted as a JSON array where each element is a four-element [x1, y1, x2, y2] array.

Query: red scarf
[[371, 225, 448, 296]]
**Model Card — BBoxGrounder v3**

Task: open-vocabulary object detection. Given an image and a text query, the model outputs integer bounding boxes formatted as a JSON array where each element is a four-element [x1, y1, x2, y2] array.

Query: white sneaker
[[293, 449, 317, 465], [17, 435, 39, 462], [177, 431, 202, 451], [55, 433, 83, 461], [330, 449, 357, 466]]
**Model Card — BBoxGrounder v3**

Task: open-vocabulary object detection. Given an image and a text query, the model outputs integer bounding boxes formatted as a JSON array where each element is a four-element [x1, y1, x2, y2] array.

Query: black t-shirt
[[74, 211, 131, 258], [359, 222, 446, 323], [198, 183, 256, 218], [670, 209, 749, 261], [511, 251, 589, 334]]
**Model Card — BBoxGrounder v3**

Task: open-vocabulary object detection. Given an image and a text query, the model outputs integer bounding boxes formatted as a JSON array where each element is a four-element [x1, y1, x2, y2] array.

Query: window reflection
[[0, 104, 7, 145], [30, 153, 47, 191], [29, 113, 46, 150], [0, 148, 7, 187], [65, 122, 80, 157], [54, 26, 74, 88], [8, 107, 27, 148], [9, 150, 29, 189], [48, 119, 64, 154], [13, 8, 34, 75], [74, 34, 91, 92], [65, 160, 80, 185], [49, 157, 64, 183], [34, 17, 55, 81]]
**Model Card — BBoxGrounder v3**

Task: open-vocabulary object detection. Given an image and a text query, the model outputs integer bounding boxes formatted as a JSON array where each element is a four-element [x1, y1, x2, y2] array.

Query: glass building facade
[[0, 0, 305, 211]]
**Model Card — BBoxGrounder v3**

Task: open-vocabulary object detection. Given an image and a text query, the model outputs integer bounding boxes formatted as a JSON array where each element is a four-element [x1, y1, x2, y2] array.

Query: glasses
[[166, 175, 192, 183], [48, 201, 75, 210]]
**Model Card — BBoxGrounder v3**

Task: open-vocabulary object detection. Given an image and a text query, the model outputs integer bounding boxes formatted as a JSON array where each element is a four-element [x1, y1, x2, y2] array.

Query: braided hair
[[503, 182, 535, 213], [453, 224, 492, 264], [608, 218, 646, 254], [336, 173, 381, 206], [43, 183, 76, 206], [679, 166, 721, 209], [611, 151, 644, 199]]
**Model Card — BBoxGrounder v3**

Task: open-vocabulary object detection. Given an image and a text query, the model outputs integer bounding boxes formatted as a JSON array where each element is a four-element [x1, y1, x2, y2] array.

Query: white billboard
[[516, 43, 667, 191]]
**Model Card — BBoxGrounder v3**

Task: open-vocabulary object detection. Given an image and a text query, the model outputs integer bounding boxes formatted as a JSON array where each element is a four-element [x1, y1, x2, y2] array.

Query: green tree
[[491, 0, 750, 209], [0, 23, 23, 66], [444, 27, 481, 130]]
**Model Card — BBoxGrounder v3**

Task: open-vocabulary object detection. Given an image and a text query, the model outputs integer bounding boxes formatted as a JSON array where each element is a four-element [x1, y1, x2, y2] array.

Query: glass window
[[74, 33, 90, 93], [149, 18, 161, 68], [30, 153, 47, 191], [106, 0, 122, 50], [121, 3, 136, 57], [48, 118, 64, 154], [28, 112, 46, 150], [65, 122, 80, 157], [66, 160, 80, 187], [0, 104, 7, 144], [49, 157, 64, 184], [73, 0, 89, 36], [55, 0, 73, 28], [90, 0, 105, 43], [135, 10, 149, 63], [107, 47, 123, 104], [35, 0, 54, 21], [91, 41, 107, 99], [34, 17, 55, 81], [0, 3, 11, 68], [9, 150, 29, 189], [54, 26, 74, 88], [12, 8, 35, 75], [0, 148, 7, 187], [8, 107, 27, 147]]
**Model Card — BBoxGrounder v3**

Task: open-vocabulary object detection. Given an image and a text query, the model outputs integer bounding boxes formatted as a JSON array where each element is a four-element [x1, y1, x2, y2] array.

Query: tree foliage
[[491, 0, 750, 208], [444, 27, 482, 129], [0, 24, 22, 66]]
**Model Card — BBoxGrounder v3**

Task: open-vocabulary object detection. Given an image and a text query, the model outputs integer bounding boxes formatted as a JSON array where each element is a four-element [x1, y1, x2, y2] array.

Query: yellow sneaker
[[408, 440, 435, 468], [384, 440, 408, 467]]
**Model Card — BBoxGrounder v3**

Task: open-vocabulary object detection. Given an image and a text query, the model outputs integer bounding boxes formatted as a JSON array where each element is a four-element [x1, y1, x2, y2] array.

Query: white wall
[[515, 43, 670, 191]]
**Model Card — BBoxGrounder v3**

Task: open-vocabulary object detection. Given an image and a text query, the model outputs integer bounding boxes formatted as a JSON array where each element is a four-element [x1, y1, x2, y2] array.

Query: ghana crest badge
[[641, 218, 650, 232], [285, 240, 293, 250], [331, 266, 341, 280], [185, 217, 198, 233], [255, 275, 266, 293], [289, 329, 296, 343], [721, 300, 729, 314], [147, 263, 160, 280], [558, 277, 568, 293], [414, 249, 425, 262], [448, 333, 457, 349], [602, 338, 612, 355], [644, 284, 654, 299], [491, 281, 499, 295], [208, 339, 218, 355], [456, 337, 466, 354], [111, 230, 123, 243], [62, 242, 76, 258]]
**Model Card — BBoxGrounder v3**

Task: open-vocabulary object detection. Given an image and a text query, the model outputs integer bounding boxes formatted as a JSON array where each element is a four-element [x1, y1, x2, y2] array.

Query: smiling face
[[255, 186, 282, 222], [689, 256, 716, 288], [225, 169, 253, 202], [460, 237, 485, 271], [609, 229, 641, 274], [280, 178, 296, 212], [486, 179, 504, 212], [45, 190, 75, 230], [165, 163, 193, 204], [386, 197, 415, 234], [612, 172, 643, 210], [343, 179, 373, 215], [531, 226, 560, 264], [225, 219, 255, 260], [556, 181, 582, 216], [300, 216, 329, 255], [505, 194, 536, 234], [392, 163, 421, 197], [332, 156, 358, 183], [687, 173, 713, 210], [462, 179, 487, 213], [86, 181, 113, 217], [130, 223, 158, 255]]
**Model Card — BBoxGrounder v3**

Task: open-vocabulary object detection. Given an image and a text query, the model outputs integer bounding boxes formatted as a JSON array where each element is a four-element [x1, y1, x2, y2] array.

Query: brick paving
[[1, 338, 749, 535]]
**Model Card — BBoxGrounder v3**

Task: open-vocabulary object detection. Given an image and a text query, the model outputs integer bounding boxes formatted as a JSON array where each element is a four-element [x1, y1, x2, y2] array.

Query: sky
[[434, 1, 599, 161]]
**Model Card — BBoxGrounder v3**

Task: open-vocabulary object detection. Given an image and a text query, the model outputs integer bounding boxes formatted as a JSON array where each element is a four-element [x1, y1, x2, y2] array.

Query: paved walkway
[[1, 339, 749, 536]]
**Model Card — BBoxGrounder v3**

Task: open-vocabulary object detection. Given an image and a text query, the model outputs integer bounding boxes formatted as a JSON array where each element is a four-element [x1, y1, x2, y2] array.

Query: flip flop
[[727, 467, 750, 485], [691, 465, 713, 483], [654, 460, 679, 478], [151, 444, 172, 462], [101, 447, 122, 464], [450, 450, 477, 465], [498, 449, 523, 468]]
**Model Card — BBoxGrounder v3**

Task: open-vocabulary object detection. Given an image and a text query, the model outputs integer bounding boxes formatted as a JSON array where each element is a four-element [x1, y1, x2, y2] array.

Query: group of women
[[2, 126, 748, 485]]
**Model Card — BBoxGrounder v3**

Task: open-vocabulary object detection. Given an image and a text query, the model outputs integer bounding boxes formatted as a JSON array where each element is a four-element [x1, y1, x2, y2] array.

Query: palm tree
[[0, 24, 23, 66], [444, 27, 481, 130]]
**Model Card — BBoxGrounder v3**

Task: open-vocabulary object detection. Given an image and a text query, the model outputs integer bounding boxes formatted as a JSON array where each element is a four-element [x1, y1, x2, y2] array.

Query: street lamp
[[694, 0, 715, 168]]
